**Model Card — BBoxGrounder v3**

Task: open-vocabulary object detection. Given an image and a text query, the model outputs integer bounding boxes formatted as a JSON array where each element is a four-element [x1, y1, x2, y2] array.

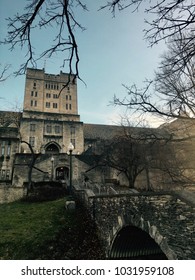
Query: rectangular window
[[7, 145, 11, 156], [34, 100, 37, 107], [66, 95, 68, 100], [29, 136, 35, 147], [66, 104, 68, 110], [69, 95, 72, 100], [33, 82, 36, 88], [1, 146, 5, 156], [30, 124, 36, 131], [55, 125, 60, 134], [69, 104, 72, 110], [1, 170, 5, 179], [30, 100, 33, 106], [31, 91, 34, 96], [35, 91, 38, 97], [46, 125, 52, 133], [53, 94, 58, 99], [53, 103, 58, 108], [46, 93, 51, 98], [6, 170, 10, 180], [46, 102, 50, 108], [70, 126, 75, 135]]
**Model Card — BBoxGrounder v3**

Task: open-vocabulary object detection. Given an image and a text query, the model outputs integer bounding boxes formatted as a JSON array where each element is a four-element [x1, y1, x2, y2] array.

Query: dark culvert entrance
[[109, 225, 167, 260]]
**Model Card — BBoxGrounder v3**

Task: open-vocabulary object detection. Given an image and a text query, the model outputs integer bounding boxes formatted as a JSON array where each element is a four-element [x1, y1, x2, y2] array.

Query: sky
[[0, 0, 166, 127]]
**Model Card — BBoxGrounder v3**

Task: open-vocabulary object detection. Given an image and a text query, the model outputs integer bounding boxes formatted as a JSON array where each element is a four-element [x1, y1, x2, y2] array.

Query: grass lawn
[[0, 198, 105, 260]]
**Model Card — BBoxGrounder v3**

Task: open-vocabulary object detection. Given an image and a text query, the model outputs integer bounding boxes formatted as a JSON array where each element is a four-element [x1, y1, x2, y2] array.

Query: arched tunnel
[[109, 225, 167, 260]]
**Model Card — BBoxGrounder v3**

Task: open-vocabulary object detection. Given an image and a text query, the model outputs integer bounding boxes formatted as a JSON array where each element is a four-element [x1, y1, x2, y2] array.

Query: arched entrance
[[109, 225, 167, 259], [56, 166, 69, 181], [45, 142, 60, 154]]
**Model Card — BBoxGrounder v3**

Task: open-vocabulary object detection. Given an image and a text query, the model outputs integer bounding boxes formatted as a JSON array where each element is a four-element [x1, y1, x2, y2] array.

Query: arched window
[[45, 143, 60, 154]]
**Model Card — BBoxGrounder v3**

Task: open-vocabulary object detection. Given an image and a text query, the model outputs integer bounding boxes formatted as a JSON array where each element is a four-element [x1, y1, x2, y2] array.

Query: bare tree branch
[[113, 32, 195, 122], [0, 64, 11, 82], [2, 0, 195, 83], [100, 1, 195, 73], [1, 0, 87, 82]]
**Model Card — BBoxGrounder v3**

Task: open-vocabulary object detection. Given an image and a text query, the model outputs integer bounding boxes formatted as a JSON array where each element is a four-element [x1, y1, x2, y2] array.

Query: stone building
[[1, 68, 195, 202], [21, 68, 83, 155]]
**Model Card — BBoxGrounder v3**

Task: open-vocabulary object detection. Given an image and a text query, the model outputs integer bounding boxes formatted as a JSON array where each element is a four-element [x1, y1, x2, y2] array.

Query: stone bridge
[[74, 187, 195, 260]]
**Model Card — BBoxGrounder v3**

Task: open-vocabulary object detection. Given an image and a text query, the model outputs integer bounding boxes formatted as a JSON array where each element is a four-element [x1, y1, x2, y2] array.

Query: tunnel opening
[[109, 225, 167, 260]]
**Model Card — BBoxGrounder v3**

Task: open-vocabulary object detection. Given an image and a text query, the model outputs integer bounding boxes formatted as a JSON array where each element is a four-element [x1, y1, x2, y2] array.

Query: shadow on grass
[[0, 196, 105, 260]]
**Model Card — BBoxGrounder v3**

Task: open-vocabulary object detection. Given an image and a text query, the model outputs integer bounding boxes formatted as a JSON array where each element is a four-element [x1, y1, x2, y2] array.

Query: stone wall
[[75, 189, 195, 260], [0, 185, 26, 204]]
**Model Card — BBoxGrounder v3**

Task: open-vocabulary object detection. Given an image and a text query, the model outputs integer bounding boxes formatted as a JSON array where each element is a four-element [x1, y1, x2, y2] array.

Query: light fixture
[[68, 142, 74, 152]]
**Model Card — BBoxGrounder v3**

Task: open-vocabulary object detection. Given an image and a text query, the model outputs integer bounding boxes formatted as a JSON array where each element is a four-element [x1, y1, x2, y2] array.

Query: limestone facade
[[0, 112, 21, 185], [0, 68, 84, 190], [1, 68, 195, 201], [21, 68, 83, 155]]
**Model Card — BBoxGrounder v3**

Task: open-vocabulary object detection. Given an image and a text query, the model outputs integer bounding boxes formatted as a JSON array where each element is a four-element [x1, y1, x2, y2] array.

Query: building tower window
[[55, 125, 61, 134], [29, 137, 35, 147], [46, 125, 52, 133], [30, 124, 36, 131]]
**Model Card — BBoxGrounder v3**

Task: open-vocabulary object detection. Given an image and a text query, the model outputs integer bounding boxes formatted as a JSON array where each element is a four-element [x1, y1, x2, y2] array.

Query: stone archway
[[109, 225, 167, 259], [45, 142, 60, 154], [106, 212, 177, 260]]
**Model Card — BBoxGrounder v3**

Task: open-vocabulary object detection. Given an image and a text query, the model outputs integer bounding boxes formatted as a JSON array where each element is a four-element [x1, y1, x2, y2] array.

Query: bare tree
[[114, 33, 195, 121], [0, 110, 22, 129], [148, 136, 191, 188], [101, 135, 146, 188], [2, 0, 87, 83], [2, 1, 194, 80], [83, 122, 183, 189], [0, 64, 11, 82], [20, 140, 40, 193], [101, 1, 195, 47]]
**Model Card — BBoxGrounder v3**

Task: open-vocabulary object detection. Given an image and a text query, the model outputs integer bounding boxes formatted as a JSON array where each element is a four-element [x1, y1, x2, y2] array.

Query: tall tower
[[23, 68, 79, 117], [20, 68, 83, 155]]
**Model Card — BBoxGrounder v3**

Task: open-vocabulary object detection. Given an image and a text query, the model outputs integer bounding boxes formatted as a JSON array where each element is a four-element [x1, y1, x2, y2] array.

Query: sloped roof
[[159, 118, 195, 138], [83, 123, 170, 140], [0, 111, 22, 128]]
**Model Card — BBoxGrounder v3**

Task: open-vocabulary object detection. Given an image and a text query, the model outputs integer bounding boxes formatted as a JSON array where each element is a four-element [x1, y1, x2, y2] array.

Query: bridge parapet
[[74, 187, 195, 259]]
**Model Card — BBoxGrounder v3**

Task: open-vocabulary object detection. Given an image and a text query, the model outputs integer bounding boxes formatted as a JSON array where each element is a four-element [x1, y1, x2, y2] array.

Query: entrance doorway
[[56, 166, 69, 181]]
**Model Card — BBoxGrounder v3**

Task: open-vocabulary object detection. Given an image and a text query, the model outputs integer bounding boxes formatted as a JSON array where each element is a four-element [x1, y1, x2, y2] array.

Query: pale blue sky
[[0, 0, 166, 126]]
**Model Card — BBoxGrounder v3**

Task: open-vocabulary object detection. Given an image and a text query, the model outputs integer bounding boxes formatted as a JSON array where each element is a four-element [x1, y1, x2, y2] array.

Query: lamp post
[[51, 156, 54, 181], [68, 142, 74, 195]]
